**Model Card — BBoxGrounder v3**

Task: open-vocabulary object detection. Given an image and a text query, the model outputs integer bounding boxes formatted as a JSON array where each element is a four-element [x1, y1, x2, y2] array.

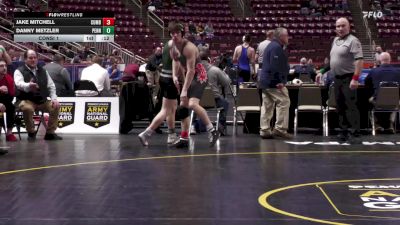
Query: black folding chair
[[74, 80, 99, 96]]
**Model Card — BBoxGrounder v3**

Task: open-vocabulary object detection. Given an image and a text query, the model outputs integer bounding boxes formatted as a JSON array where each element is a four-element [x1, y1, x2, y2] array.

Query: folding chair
[[324, 83, 337, 136], [15, 110, 45, 140], [370, 81, 400, 136], [233, 86, 261, 135], [0, 112, 7, 138], [299, 73, 313, 83], [294, 85, 325, 136], [74, 80, 99, 97]]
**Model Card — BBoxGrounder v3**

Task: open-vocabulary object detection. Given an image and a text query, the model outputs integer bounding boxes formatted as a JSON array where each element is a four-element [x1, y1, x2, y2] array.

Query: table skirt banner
[[57, 97, 119, 134]]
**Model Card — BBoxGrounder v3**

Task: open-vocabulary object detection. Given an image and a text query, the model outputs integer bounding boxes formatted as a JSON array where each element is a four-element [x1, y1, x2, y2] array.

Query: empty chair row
[[213, 28, 338, 36], [255, 9, 351, 16], [116, 20, 145, 28], [115, 27, 153, 35], [57, 4, 130, 14], [377, 22, 400, 28], [185, 3, 230, 9], [377, 16, 400, 22], [160, 15, 352, 24], [213, 22, 351, 29], [378, 28, 400, 36], [53, 0, 123, 6], [155, 10, 232, 17]]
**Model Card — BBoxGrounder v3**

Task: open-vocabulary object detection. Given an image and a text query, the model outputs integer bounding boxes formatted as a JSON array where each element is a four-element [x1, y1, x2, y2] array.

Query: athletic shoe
[[173, 137, 189, 148], [44, 133, 63, 140], [272, 129, 293, 139], [6, 134, 17, 142], [208, 129, 220, 147], [190, 125, 197, 135], [167, 133, 179, 144], [138, 131, 151, 146]]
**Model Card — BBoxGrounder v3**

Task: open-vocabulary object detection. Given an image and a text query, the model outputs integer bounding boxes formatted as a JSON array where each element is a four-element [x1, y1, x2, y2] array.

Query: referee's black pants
[[334, 74, 360, 134]]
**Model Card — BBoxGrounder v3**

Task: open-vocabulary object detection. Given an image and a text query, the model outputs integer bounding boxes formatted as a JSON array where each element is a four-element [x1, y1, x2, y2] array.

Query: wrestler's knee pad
[[176, 106, 190, 120]]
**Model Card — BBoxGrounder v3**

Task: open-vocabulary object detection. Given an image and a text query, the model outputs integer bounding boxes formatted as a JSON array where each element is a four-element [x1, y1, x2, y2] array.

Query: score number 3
[[102, 18, 115, 26]]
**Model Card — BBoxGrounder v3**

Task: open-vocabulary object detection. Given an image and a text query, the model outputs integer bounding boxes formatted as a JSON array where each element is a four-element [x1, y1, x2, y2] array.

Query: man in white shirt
[[78, 55, 112, 97]]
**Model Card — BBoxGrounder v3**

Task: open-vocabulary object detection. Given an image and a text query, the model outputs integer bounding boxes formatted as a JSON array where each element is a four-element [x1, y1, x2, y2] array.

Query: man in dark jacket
[[14, 49, 62, 141], [259, 27, 292, 139], [364, 52, 400, 133]]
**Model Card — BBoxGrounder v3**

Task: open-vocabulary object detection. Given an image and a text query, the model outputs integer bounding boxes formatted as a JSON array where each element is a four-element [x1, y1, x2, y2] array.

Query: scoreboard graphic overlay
[[14, 12, 115, 42]]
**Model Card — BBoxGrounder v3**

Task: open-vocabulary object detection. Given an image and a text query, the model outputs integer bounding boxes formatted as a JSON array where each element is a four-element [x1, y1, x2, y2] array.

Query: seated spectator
[[14, 49, 62, 141], [307, 58, 315, 70], [121, 64, 139, 82], [64, 46, 75, 59], [200, 50, 231, 135], [78, 55, 113, 97], [0, 60, 17, 141], [321, 4, 328, 15], [188, 21, 197, 36], [300, 0, 310, 14], [204, 21, 214, 39], [310, 8, 322, 16], [107, 59, 122, 81], [375, 46, 383, 66], [196, 22, 205, 35], [111, 49, 124, 64], [44, 54, 73, 97], [175, 0, 185, 7], [72, 49, 83, 63], [292, 57, 317, 82], [364, 52, 400, 133], [310, 0, 319, 9], [0, 45, 12, 65], [194, 34, 207, 48], [334, 0, 342, 9], [342, 0, 349, 10]]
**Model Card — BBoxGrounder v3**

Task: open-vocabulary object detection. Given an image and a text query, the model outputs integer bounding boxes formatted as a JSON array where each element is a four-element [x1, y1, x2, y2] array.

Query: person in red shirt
[[0, 60, 17, 141]]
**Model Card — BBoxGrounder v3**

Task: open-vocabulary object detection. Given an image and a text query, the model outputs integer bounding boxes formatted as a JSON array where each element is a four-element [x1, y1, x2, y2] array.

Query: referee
[[318, 17, 363, 142]]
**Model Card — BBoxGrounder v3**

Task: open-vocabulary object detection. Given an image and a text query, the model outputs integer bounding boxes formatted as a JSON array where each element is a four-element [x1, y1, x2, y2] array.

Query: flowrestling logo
[[363, 11, 384, 19]]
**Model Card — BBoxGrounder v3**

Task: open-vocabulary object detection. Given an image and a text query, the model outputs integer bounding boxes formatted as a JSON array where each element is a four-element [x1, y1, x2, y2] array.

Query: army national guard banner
[[56, 97, 119, 134], [58, 102, 75, 128]]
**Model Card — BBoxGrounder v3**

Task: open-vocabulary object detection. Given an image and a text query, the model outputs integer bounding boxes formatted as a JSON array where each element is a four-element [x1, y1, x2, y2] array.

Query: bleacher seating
[[52, 0, 160, 57], [375, 0, 400, 61], [154, 0, 355, 63]]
